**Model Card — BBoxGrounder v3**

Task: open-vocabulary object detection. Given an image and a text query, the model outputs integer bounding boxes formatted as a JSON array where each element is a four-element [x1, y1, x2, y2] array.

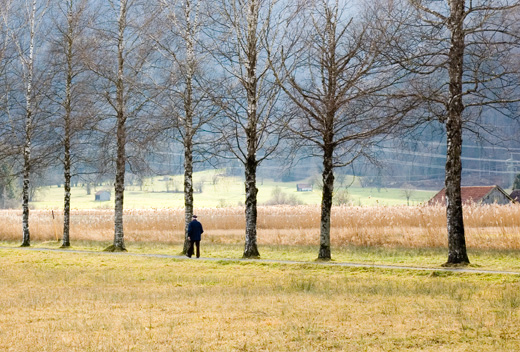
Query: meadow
[[1, 248, 520, 351], [2, 176, 520, 350], [29, 171, 436, 209]]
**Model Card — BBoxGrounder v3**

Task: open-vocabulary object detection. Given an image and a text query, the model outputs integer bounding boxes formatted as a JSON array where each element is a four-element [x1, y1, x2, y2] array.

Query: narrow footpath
[[1, 246, 519, 275]]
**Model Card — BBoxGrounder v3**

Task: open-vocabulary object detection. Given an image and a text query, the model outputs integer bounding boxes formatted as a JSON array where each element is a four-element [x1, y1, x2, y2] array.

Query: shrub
[[266, 186, 303, 206], [333, 189, 350, 205]]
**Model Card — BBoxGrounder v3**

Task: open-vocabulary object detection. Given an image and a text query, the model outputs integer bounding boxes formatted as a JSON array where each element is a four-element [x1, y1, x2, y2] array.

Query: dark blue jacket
[[188, 219, 204, 241]]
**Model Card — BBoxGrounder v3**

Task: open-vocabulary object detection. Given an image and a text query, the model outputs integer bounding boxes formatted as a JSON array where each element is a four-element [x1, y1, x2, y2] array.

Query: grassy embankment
[[1, 248, 519, 351]]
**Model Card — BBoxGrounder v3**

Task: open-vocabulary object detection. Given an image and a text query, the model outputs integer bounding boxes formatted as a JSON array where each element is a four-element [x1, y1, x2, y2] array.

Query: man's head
[[192, 215, 198, 219]]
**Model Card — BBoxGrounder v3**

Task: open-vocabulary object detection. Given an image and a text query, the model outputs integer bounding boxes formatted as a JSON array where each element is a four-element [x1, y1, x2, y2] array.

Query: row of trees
[[1, 0, 519, 265]]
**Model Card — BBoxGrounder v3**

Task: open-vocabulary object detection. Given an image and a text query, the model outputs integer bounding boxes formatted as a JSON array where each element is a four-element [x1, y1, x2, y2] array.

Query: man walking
[[187, 215, 203, 258]]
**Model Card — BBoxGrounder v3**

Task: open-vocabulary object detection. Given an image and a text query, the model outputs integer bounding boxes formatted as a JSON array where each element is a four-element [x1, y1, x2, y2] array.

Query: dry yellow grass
[[1, 204, 519, 250], [1, 250, 519, 351]]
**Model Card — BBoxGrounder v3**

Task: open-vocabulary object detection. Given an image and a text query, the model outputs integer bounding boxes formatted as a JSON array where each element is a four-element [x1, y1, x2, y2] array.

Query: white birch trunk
[[182, 0, 195, 254], [182, 112, 193, 254], [62, 0, 74, 248], [243, 0, 260, 258], [21, 0, 37, 247], [244, 156, 259, 258], [108, 0, 127, 252], [183, 139, 193, 253]]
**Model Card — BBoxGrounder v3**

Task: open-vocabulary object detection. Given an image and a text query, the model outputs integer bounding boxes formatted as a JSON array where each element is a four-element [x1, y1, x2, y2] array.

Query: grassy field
[[3, 182, 520, 350], [1, 248, 519, 351], [4, 171, 518, 350], [30, 171, 437, 209]]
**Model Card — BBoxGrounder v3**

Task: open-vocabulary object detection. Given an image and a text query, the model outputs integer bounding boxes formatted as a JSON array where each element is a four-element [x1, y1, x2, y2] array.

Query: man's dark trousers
[[187, 240, 200, 258]]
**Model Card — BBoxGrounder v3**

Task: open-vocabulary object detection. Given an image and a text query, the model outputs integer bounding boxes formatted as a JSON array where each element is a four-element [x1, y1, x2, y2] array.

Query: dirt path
[[1, 246, 519, 275]]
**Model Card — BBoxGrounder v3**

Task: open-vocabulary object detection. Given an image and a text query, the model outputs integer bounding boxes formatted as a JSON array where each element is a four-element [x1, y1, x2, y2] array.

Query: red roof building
[[428, 185, 513, 205]]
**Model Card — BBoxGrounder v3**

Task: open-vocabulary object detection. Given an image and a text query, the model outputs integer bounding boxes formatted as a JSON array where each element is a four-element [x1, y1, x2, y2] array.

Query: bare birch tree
[[399, 0, 520, 265], [2, 0, 51, 247], [87, 0, 158, 251], [209, 0, 285, 258], [48, 0, 96, 247], [154, 0, 217, 254], [268, 0, 415, 260]]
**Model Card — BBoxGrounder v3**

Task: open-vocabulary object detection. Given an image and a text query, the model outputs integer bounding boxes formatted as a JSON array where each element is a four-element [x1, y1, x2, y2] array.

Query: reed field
[[1, 204, 519, 251], [1, 249, 520, 351]]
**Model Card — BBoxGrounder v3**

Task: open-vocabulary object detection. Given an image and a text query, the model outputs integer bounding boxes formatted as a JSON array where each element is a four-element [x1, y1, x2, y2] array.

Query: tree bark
[[319, 145, 334, 260], [444, 0, 469, 265], [21, 0, 37, 248], [243, 155, 260, 258], [241, 0, 260, 259], [61, 0, 74, 248], [182, 3, 195, 254], [62, 104, 72, 248], [182, 134, 193, 254], [21, 143, 31, 247], [112, 112, 126, 252], [107, 0, 127, 252]]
